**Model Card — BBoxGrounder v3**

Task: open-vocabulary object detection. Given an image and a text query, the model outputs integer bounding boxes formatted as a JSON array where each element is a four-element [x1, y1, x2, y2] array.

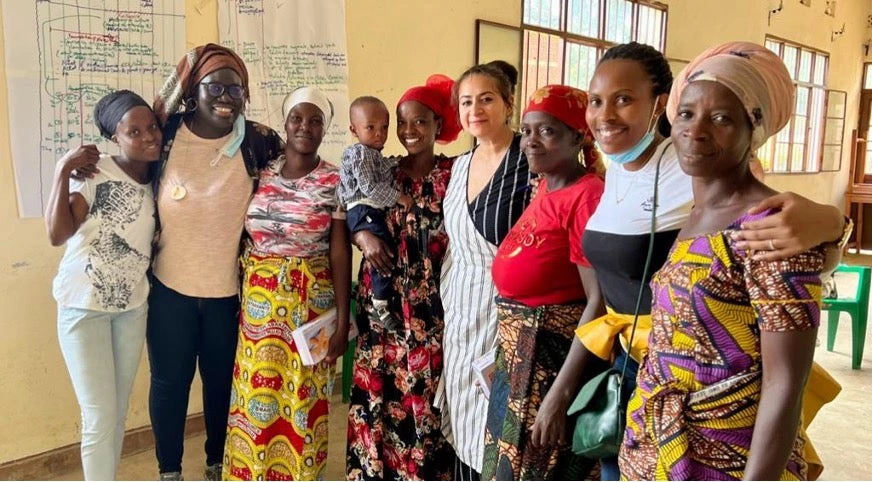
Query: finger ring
[[769, 239, 776, 250]]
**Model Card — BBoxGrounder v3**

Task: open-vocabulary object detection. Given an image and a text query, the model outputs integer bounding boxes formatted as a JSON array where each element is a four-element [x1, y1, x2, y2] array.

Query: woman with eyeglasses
[[147, 44, 284, 481]]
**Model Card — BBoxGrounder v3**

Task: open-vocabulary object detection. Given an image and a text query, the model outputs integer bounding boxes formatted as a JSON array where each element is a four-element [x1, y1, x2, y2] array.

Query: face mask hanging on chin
[[597, 107, 660, 166]]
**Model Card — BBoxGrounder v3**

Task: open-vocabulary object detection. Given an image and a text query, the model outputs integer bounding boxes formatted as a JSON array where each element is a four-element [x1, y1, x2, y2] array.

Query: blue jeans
[[57, 303, 147, 481], [601, 349, 639, 481]]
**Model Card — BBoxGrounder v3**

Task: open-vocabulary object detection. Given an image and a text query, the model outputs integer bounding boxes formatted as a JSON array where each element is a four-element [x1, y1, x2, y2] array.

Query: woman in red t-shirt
[[481, 85, 606, 480]]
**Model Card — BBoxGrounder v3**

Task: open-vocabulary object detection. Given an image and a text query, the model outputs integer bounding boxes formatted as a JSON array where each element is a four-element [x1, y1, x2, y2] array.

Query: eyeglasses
[[200, 82, 246, 100]]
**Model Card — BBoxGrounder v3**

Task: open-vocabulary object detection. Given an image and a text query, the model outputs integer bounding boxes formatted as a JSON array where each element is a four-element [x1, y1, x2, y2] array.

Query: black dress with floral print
[[346, 155, 456, 481]]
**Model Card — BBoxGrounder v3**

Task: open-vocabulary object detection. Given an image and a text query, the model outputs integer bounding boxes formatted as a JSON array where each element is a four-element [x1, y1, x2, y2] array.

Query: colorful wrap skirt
[[619, 362, 839, 481], [223, 249, 336, 481], [481, 297, 599, 481]]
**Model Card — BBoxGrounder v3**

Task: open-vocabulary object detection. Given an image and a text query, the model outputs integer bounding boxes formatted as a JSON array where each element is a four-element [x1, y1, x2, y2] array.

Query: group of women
[[50, 37, 849, 482], [345, 41, 846, 482]]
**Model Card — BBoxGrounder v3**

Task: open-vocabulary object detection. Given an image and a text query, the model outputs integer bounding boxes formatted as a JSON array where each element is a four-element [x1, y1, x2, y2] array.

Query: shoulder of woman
[[264, 155, 285, 174], [319, 159, 340, 175], [455, 148, 475, 162], [437, 153, 457, 168], [245, 119, 280, 138]]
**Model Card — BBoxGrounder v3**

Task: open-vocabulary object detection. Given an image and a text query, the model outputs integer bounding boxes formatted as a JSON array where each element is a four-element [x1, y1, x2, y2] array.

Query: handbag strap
[[618, 139, 669, 385]]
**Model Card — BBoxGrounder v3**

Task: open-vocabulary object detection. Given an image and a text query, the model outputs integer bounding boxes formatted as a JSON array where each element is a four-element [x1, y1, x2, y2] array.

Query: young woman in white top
[[46, 89, 161, 481]]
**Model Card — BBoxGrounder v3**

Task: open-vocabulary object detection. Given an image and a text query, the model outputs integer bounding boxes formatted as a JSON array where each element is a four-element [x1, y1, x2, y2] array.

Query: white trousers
[[57, 303, 147, 481]]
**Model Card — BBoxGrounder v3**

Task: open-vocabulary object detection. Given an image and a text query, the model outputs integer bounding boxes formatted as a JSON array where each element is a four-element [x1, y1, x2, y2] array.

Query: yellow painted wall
[[1, 0, 868, 465]]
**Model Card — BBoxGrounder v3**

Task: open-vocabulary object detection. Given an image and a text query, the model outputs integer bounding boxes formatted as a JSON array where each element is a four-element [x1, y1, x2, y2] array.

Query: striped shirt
[[439, 136, 532, 472], [468, 134, 532, 245]]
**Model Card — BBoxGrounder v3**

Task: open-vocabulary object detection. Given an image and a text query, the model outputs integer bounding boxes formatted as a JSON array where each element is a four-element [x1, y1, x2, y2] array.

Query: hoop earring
[[183, 98, 197, 113]]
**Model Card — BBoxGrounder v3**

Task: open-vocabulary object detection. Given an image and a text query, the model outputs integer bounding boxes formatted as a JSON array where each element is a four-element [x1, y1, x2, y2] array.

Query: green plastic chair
[[822, 264, 870, 370], [341, 284, 358, 403]]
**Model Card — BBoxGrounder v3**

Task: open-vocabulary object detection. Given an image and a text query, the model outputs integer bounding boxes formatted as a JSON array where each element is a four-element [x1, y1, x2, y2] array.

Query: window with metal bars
[[758, 37, 830, 173], [520, 0, 667, 104]]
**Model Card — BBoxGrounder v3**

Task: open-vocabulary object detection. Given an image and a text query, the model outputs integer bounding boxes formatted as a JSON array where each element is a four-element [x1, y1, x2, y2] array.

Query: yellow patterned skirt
[[222, 250, 335, 481]]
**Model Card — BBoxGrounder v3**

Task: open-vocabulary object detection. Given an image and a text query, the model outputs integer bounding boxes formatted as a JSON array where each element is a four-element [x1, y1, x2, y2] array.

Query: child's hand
[[59, 145, 100, 178], [397, 193, 413, 210]]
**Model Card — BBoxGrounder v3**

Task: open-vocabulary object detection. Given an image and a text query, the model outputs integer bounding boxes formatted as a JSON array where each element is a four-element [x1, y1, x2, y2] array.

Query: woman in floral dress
[[346, 75, 461, 481]]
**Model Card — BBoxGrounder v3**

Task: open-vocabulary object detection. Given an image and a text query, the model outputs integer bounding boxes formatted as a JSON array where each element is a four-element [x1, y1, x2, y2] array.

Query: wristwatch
[[834, 215, 854, 249]]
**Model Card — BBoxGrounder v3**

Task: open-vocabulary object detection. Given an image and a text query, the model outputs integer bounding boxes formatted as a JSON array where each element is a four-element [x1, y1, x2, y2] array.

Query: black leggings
[[146, 276, 239, 473]]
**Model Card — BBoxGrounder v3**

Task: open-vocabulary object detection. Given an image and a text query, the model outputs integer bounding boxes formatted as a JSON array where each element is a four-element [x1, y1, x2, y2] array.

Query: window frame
[[863, 62, 872, 90], [520, 0, 668, 99], [759, 35, 830, 174]]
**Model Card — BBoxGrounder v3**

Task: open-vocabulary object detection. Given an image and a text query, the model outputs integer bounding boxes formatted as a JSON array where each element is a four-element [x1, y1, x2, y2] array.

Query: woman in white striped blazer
[[438, 61, 531, 481]]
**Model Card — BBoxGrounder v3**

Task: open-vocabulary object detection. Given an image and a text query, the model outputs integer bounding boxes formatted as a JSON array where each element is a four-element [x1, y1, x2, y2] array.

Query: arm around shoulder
[[735, 192, 845, 261]]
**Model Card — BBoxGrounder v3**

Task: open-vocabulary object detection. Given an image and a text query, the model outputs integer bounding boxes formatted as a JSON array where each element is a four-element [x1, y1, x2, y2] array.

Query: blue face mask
[[597, 107, 660, 165], [597, 130, 656, 165]]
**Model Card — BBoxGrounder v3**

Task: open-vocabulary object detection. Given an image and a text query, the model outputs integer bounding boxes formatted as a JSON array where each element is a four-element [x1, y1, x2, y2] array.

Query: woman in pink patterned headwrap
[[618, 41, 832, 481]]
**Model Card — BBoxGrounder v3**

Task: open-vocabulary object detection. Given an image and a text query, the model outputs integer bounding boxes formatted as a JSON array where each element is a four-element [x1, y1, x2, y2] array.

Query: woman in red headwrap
[[345, 75, 461, 481], [479, 85, 605, 481], [147, 44, 283, 481]]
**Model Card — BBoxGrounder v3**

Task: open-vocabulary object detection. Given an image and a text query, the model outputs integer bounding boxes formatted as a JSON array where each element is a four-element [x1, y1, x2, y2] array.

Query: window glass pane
[[637, 5, 653, 47], [774, 141, 789, 171], [776, 122, 791, 142], [523, 0, 536, 25], [651, 8, 664, 50], [865, 146, 872, 175], [565, 42, 599, 90], [798, 49, 812, 83], [807, 88, 826, 171], [522, 30, 565, 106], [524, 0, 562, 29], [605, 0, 632, 43], [795, 86, 810, 118], [815, 54, 828, 86], [865, 64, 872, 90], [757, 139, 774, 171], [793, 115, 807, 144], [568, 0, 599, 37], [783, 45, 798, 79], [765, 39, 780, 54], [791, 144, 806, 171]]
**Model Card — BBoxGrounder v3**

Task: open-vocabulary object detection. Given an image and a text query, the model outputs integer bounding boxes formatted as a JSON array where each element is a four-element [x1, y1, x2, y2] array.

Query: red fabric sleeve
[[567, 175, 604, 267]]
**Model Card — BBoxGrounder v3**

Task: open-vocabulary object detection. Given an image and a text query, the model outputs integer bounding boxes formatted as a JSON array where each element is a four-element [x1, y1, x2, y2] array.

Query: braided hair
[[599, 42, 673, 136]]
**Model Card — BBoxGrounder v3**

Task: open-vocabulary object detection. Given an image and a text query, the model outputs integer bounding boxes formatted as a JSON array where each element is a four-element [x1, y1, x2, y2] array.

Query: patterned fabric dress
[[223, 157, 344, 481], [619, 211, 824, 481], [346, 155, 457, 481], [483, 299, 600, 481], [482, 176, 603, 481]]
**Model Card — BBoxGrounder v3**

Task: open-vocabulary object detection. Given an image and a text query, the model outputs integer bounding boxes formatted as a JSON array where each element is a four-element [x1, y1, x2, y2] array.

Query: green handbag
[[565, 141, 666, 460], [566, 367, 624, 459]]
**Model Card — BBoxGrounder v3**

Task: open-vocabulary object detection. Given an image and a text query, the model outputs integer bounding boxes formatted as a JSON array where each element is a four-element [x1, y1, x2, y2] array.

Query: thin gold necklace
[[614, 167, 640, 204]]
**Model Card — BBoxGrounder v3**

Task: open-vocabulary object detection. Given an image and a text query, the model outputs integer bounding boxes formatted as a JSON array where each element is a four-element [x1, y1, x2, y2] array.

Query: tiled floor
[[52, 269, 872, 481]]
